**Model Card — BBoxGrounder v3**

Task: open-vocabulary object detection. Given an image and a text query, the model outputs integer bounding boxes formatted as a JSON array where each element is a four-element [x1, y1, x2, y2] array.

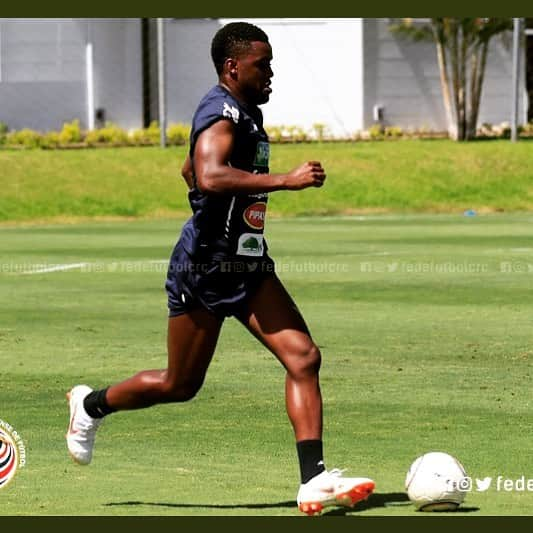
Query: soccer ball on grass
[[405, 451, 468, 511]]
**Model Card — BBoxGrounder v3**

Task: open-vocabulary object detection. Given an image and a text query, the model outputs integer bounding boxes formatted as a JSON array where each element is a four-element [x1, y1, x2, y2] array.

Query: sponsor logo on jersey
[[254, 141, 270, 168], [243, 202, 267, 230], [222, 102, 240, 124], [237, 233, 264, 257]]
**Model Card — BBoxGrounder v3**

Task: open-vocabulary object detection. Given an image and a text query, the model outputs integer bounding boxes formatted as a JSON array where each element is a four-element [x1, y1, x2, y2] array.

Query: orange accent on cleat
[[336, 481, 375, 507], [299, 502, 324, 516]]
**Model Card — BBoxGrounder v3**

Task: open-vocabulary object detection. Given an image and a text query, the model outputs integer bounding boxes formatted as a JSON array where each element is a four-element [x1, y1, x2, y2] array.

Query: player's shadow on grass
[[321, 492, 411, 515], [322, 492, 480, 515], [104, 500, 296, 510], [105, 492, 451, 513]]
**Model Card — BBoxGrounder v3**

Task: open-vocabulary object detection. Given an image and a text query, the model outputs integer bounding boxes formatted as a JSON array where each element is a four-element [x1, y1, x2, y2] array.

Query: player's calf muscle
[[158, 378, 204, 403], [106, 371, 204, 409]]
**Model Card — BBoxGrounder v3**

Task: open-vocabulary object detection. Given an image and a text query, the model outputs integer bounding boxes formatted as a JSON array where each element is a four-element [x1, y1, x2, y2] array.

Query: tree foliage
[[390, 18, 513, 140]]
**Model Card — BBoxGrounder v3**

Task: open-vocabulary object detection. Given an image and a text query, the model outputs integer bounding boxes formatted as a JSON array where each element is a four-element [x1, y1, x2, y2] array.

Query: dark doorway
[[141, 18, 150, 127], [526, 19, 533, 122], [141, 18, 159, 127]]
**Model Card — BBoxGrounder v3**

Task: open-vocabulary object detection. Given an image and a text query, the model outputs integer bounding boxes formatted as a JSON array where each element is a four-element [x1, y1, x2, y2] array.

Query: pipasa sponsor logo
[[0, 418, 26, 490], [243, 202, 266, 230]]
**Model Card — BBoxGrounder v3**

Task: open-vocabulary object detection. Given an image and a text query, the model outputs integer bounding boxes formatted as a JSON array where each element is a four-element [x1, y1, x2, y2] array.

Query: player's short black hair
[[211, 22, 269, 75]]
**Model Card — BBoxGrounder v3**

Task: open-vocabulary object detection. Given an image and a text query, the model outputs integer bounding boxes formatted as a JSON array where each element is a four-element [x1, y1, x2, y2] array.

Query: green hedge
[[0, 120, 191, 149], [2, 119, 533, 150]]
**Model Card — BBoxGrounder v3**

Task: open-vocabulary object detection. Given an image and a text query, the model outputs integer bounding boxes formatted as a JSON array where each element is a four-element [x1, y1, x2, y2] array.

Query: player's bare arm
[[194, 120, 326, 194]]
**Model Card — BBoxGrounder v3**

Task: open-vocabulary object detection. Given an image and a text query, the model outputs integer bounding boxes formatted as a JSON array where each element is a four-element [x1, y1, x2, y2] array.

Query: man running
[[66, 21, 374, 516]]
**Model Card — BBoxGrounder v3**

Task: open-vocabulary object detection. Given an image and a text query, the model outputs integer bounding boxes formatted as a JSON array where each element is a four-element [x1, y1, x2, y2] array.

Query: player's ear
[[225, 57, 238, 79]]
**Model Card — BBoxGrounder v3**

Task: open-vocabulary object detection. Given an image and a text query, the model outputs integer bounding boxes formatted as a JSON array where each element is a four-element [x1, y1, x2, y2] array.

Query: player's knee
[[304, 344, 322, 374], [289, 343, 321, 379]]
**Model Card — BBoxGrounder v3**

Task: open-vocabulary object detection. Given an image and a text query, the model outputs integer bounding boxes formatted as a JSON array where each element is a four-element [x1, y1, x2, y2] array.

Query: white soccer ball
[[405, 451, 468, 511]]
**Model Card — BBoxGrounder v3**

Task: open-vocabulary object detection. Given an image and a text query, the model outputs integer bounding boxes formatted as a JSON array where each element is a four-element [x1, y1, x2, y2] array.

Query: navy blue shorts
[[165, 240, 276, 319]]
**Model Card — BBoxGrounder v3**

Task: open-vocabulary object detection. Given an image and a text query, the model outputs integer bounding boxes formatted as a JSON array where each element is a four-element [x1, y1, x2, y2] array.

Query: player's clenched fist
[[284, 161, 326, 190]]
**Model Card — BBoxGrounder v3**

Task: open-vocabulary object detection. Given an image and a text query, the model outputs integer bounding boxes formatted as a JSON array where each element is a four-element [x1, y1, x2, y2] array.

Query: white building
[[0, 18, 142, 132], [0, 18, 527, 136]]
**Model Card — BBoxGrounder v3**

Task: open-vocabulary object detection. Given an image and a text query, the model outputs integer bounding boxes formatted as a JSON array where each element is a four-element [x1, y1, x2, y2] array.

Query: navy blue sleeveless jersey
[[181, 84, 270, 259], [165, 85, 275, 318]]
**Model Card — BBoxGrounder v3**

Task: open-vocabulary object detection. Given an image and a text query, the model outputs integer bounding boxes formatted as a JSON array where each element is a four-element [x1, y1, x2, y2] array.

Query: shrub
[[478, 122, 494, 137], [129, 129, 151, 146], [285, 125, 308, 142], [144, 121, 161, 144], [519, 122, 533, 137], [384, 126, 404, 138], [491, 122, 511, 139], [0, 123, 7, 146], [58, 119, 82, 145], [265, 125, 284, 143], [129, 121, 160, 146], [86, 123, 130, 146], [146, 121, 161, 144], [311, 123, 330, 141], [368, 124, 384, 140], [6, 128, 42, 148], [416, 125, 430, 137], [167, 123, 191, 145], [40, 132, 61, 149], [266, 125, 312, 143]]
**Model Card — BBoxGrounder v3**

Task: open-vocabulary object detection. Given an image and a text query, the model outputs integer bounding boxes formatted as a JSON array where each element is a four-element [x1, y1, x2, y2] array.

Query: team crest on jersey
[[243, 202, 266, 230], [237, 233, 264, 257], [222, 102, 240, 124], [254, 142, 269, 168]]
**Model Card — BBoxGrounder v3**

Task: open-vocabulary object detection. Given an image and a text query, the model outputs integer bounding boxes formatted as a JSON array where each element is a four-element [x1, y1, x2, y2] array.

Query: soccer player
[[66, 21, 374, 515]]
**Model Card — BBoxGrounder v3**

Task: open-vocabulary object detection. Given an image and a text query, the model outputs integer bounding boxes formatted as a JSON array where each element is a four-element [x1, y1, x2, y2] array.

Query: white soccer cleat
[[297, 469, 375, 516], [66, 385, 102, 465]]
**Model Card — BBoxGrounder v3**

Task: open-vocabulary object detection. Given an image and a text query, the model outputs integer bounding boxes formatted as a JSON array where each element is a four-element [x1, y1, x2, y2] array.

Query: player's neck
[[218, 81, 252, 109]]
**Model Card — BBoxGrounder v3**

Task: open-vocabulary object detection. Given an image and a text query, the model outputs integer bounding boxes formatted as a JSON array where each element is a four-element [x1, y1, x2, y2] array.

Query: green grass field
[[1, 214, 533, 515], [2, 140, 533, 221]]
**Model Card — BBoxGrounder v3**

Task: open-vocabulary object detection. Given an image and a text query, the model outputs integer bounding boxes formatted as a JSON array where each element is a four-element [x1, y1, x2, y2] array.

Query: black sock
[[83, 387, 116, 419], [297, 439, 326, 484]]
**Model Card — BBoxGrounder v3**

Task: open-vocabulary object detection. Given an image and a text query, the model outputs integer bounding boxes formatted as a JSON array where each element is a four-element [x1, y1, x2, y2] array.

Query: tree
[[389, 18, 513, 140]]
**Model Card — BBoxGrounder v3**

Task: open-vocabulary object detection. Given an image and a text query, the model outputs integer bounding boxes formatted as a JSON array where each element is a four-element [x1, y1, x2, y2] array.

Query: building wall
[[163, 18, 221, 126], [363, 18, 527, 131], [0, 19, 86, 131], [0, 18, 142, 131], [165, 18, 364, 137], [0, 18, 527, 135], [223, 18, 364, 137], [90, 19, 143, 131]]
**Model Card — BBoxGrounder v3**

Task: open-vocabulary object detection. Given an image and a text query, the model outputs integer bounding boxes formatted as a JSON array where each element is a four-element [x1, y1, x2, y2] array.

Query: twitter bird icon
[[476, 477, 492, 491]]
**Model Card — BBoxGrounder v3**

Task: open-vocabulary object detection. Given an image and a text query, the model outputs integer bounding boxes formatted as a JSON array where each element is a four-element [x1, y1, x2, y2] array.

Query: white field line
[[17, 260, 170, 275], [22, 262, 89, 274]]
